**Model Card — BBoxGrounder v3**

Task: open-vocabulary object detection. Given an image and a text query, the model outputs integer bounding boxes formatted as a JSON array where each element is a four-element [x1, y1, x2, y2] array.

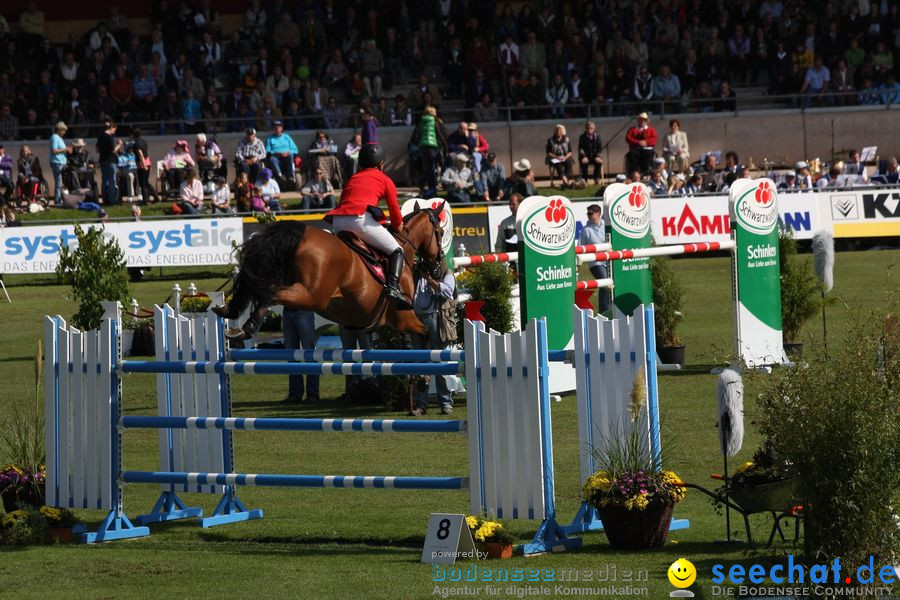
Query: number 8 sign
[[421, 514, 478, 564]]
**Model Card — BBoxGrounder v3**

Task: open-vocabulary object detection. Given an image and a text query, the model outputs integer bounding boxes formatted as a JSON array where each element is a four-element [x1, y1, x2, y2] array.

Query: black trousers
[[137, 168, 159, 204]]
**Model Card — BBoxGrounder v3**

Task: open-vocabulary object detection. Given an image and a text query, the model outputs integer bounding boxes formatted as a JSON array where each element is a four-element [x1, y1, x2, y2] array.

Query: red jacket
[[473, 133, 489, 154], [327, 168, 402, 231], [625, 125, 658, 150]]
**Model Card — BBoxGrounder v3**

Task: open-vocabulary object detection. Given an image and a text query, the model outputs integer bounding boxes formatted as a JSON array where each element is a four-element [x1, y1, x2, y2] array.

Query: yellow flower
[[474, 521, 503, 542], [1, 509, 28, 528], [40, 506, 63, 522], [582, 470, 613, 500], [734, 461, 754, 476], [662, 470, 688, 502], [465, 515, 480, 530]]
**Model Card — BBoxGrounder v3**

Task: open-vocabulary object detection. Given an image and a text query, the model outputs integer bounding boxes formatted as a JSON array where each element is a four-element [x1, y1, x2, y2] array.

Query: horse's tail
[[225, 221, 308, 318]]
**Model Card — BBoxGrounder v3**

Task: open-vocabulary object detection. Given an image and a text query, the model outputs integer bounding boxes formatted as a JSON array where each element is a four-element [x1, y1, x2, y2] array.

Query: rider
[[326, 143, 413, 310]]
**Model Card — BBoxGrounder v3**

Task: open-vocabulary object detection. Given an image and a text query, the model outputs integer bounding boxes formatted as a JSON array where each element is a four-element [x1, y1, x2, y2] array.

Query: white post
[[172, 284, 181, 314]]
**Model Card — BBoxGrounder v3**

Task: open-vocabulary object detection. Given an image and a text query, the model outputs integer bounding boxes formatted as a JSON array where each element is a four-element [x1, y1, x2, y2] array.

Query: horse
[[213, 203, 445, 340]]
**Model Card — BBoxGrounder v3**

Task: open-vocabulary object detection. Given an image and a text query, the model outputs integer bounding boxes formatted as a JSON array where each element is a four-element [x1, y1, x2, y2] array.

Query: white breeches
[[332, 212, 401, 254]]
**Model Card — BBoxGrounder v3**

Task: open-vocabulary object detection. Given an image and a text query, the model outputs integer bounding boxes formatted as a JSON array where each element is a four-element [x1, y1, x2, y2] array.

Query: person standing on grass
[[96, 121, 122, 205], [282, 308, 320, 404], [49, 121, 71, 207], [409, 261, 456, 416], [579, 203, 610, 315], [131, 128, 160, 204]]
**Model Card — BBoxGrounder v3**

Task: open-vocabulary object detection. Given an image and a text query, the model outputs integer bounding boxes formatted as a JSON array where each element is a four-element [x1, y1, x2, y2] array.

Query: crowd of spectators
[[1, 0, 900, 144]]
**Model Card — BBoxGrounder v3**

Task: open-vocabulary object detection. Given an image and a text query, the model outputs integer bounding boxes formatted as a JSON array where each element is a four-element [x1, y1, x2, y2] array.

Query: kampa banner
[[0, 218, 243, 274], [729, 178, 788, 367]]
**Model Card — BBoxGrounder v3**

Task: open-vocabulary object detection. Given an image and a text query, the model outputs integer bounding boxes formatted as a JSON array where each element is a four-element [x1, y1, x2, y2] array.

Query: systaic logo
[[521, 196, 575, 256], [830, 195, 858, 220], [609, 184, 651, 239], [734, 181, 778, 235]]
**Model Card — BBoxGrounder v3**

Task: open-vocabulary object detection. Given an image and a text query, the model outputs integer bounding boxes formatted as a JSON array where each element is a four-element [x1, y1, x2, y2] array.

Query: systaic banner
[[0, 218, 243, 274], [729, 178, 788, 367]]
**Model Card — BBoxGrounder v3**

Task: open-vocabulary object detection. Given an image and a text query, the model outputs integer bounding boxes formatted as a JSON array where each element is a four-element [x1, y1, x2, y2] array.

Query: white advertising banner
[[1, 218, 243, 274], [487, 186, 900, 249]]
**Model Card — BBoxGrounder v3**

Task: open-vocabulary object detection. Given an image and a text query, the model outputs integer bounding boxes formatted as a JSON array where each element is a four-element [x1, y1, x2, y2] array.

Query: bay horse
[[213, 204, 445, 339]]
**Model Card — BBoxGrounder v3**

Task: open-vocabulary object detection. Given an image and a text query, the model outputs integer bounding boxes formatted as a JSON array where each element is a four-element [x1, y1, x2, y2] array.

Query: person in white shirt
[[300, 167, 335, 209], [440, 154, 474, 203], [794, 161, 813, 189], [211, 176, 234, 213], [844, 149, 869, 182], [179, 169, 204, 214], [254, 168, 281, 212]]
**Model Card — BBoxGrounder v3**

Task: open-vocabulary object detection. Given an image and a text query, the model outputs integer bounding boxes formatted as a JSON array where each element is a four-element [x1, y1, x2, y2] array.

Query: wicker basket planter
[[596, 502, 675, 550]]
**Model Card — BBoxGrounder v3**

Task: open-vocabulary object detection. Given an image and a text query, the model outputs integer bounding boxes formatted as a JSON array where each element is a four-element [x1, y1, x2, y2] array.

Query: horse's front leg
[[223, 304, 268, 345]]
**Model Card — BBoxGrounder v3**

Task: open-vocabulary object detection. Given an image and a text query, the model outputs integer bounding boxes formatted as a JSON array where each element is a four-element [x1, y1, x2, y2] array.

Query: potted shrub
[[466, 515, 516, 559], [455, 262, 515, 339], [1, 507, 48, 546], [180, 293, 212, 314], [0, 465, 45, 512], [650, 255, 685, 366], [754, 310, 900, 562], [582, 378, 688, 550], [39, 506, 80, 544], [123, 315, 155, 357], [779, 228, 821, 357]]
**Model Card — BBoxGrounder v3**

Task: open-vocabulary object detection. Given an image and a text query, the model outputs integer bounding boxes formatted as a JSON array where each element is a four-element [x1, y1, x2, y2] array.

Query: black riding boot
[[385, 249, 413, 310]]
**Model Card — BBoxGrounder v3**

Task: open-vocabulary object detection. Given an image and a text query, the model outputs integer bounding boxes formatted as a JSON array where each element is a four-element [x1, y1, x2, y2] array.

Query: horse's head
[[403, 202, 445, 265]]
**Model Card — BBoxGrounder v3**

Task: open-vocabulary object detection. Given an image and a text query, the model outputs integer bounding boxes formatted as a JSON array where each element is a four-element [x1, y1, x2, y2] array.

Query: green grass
[[0, 251, 897, 599]]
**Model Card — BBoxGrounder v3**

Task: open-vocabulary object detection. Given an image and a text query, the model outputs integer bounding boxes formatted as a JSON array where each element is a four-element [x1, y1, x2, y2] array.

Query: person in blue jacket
[[264, 120, 299, 182]]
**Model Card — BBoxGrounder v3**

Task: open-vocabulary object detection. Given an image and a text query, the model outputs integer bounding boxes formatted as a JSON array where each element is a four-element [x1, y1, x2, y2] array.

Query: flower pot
[[728, 479, 798, 514], [596, 502, 674, 550], [657, 345, 685, 367], [481, 542, 514, 559], [783, 342, 803, 359], [1, 482, 45, 512], [48, 527, 74, 544]]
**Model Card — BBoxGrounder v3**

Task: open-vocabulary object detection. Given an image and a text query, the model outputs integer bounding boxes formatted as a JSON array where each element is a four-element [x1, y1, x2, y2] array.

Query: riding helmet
[[359, 143, 386, 169]]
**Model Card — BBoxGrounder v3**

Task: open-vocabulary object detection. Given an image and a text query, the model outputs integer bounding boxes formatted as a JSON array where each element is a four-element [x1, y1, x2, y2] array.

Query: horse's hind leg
[[274, 283, 331, 311]]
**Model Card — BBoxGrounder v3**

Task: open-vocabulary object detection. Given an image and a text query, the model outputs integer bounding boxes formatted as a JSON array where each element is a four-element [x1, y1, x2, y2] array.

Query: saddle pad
[[337, 231, 387, 284]]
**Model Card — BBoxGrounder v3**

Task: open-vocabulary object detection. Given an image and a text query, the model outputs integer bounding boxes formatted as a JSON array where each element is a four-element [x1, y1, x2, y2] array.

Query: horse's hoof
[[224, 327, 247, 341], [211, 305, 228, 318]]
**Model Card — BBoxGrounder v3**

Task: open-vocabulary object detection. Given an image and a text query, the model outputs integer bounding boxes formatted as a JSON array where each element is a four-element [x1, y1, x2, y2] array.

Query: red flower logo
[[755, 181, 774, 205], [628, 185, 647, 208], [544, 198, 566, 223], [430, 200, 446, 220]]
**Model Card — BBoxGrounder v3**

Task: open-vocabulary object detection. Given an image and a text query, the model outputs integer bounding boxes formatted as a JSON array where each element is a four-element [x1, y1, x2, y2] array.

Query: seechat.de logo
[[668, 558, 696, 597]]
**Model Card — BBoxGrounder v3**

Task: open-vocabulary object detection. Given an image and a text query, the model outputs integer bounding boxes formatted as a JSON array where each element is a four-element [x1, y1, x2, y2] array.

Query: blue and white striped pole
[[123, 471, 468, 490], [119, 360, 464, 376], [229, 348, 466, 362], [121, 416, 466, 433]]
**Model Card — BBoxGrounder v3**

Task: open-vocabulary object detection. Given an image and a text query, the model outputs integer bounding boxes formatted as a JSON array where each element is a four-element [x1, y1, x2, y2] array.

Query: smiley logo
[[668, 558, 696, 589]]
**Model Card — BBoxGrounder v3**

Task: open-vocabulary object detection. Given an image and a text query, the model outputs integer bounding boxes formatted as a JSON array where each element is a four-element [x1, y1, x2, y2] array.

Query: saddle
[[336, 231, 388, 284]]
